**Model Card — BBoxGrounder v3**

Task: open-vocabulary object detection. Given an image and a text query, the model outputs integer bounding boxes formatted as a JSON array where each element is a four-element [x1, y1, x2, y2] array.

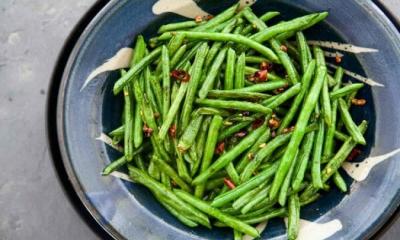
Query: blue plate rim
[[46, 0, 400, 239]]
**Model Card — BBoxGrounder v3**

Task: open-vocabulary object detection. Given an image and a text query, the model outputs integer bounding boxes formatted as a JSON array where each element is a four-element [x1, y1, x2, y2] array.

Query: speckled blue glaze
[[57, 0, 400, 239]]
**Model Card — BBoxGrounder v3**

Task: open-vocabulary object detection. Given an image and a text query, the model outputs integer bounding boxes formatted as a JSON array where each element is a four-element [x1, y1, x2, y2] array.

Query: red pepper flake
[[280, 45, 288, 52], [195, 15, 203, 23], [347, 148, 362, 161], [335, 54, 342, 63], [168, 124, 177, 138], [215, 142, 225, 155], [273, 87, 286, 94], [351, 98, 366, 106], [170, 69, 191, 82], [234, 131, 247, 138], [223, 178, 236, 189], [143, 124, 153, 137], [259, 61, 273, 71], [252, 69, 268, 82], [252, 118, 264, 129], [205, 15, 214, 20]]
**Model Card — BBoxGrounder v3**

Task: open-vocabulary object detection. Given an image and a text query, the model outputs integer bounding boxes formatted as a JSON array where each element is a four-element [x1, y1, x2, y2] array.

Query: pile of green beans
[[103, 4, 368, 239]]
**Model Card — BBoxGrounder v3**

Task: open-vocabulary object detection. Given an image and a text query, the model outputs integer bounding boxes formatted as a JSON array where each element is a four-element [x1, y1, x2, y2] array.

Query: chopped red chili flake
[[273, 87, 286, 94], [347, 148, 362, 161], [351, 98, 366, 106], [252, 118, 264, 129], [143, 124, 153, 137], [280, 45, 288, 52], [252, 69, 268, 82], [195, 15, 203, 23], [335, 55, 342, 63], [223, 178, 236, 189], [259, 61, 273, 71], [215, 142, 225, 155], [205, 15, 214, 20], [234, 131, 247, 138], [170, 69, 191, 82], [168, 124, 177, 138]]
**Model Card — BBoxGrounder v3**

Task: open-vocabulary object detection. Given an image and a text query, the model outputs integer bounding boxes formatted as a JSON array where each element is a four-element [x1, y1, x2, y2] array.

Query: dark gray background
[[0, 0, 398, 239]]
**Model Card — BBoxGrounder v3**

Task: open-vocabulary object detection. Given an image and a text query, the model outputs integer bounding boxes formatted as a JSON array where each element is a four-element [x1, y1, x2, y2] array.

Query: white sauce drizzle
[[343, 148, 400, 181], [326, 63, 384, 87], [242, 221, 267, 240], [152, 0, 210, 19], [81, 47, 133, 91], [285, 218, 343, 240], [96, 133, 123, 152], [308, 40, 378, 54], [110, 171, 133, 182]]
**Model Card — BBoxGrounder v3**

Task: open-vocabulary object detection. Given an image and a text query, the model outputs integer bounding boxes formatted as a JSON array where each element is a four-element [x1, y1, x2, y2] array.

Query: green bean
[[226, 162, 240, 185], [287, 194, 300, 240], [170, 44, 188, 70], [270, 65, 326, 200], [237, 80, 288, 93], [175, 43, 202, 69], [196, 99, 272, 114], [236, 128, 271, 173], [278, 60, 316, 133], [242, 7, 267, 30], [333, 172, 348, 192], [245, 56, 269, 63], [296, 32, 310, 74], [109, 125, 124, 137], [321, 77, 332, 126], [178, 114, 204, 152], [264, 83, 301, 109], [174, 189, 259, 237], [323, 67, 343, 161], [193, 125, 267, 185], [113, 47, 161, 94], [160, 172, 171, 189], [212, 161, 279, 208], [334, 130, 349, 142], [208, 89, 271, 100], [275, 12, 329, 42], [199, 48, 228, 99], [242, 185, 271, 214], [284, 40, 301, 60], [180, 43, 209, 129], [241, 208, 286, 224], [192, 3, 239, 32], [133, 74, 145, 148], [218, 121, 253, 141], [152, 155, 191, 192], [196, 107, 230, 116], [235, 53, 246, 89], [260, 11, 281, 22], [144, 68, 160, 116], [311, 119, 325, 189], [330, 83, 364, 101], [240, 131, 291, 182], [291, 131, 314, 191], [300, 193, 320, 206], [225, 48, 236, 90], [270, 38, 300, 84], [189, 146, 201, 176], [250, 13, 323, 43], [158, 20, 200, 33], [174, 141, 193, 184], [232, 181, 268, 210], [233, 230, 242, 240], [161, 46, 171, 121], [133, 155, 146, 171], [158, 31, 280, 63], [148, 159, 160, 180], [278, 152, 298, 206], [313, 45, 326, 67], [195, 115, 224, 198], [338, 98, 366, 145], [128, 166, 210, 227], [122, 84, 134, 160], [156, 193, 198, 227], [196, 116, 211, 161], [205, 177, 224, 191]]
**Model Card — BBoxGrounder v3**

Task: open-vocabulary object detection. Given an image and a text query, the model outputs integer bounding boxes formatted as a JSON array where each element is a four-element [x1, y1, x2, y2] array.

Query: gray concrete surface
[[0, 0, 398, 239]]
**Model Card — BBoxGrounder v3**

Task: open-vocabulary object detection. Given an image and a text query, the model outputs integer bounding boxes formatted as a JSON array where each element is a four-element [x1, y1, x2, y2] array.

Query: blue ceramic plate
[[56, 0, 400, 239]]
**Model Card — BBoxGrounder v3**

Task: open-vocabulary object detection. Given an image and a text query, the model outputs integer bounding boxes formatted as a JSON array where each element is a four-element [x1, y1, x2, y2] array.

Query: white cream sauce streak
[[110, 171, 133, 182], [285, 218, 343, 240], [326, 63, 384, 87], [81, 47, 133, 91], [152, 0, 210, 19], [308, 40, 378, 54], [343, 148, 400, 182], [96, 133, 123, 152]]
